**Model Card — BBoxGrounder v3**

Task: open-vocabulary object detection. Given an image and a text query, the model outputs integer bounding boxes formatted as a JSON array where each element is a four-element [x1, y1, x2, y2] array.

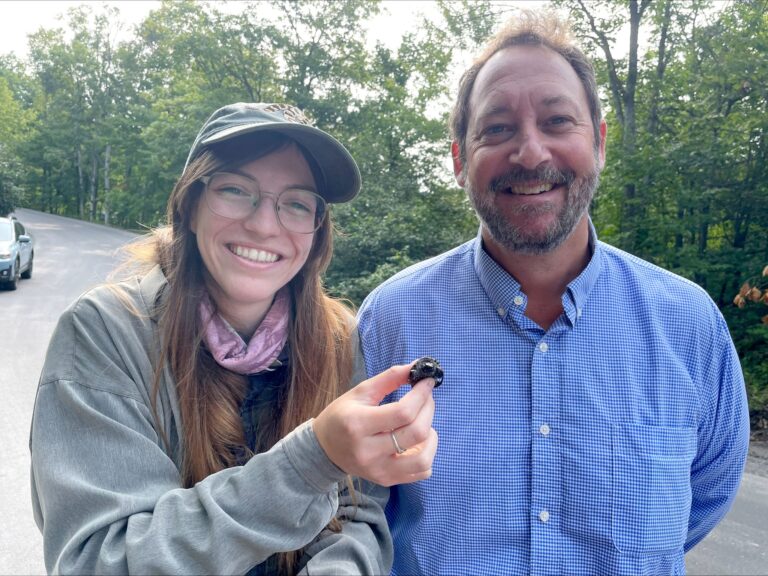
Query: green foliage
[[726, 307, 768, 415], [4, 0, 486, 295], [558, 0, 768, 412], [2, 0, 767, 410], [0, 67, 35, 214]]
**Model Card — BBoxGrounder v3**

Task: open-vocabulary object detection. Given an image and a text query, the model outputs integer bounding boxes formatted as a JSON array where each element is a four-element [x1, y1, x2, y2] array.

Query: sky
[[0, 0, 549, 58], [0, 1, 158, 56]]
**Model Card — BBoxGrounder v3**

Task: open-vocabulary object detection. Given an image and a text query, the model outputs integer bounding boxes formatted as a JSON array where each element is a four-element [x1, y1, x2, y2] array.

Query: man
[[357, 10, 749, 575]]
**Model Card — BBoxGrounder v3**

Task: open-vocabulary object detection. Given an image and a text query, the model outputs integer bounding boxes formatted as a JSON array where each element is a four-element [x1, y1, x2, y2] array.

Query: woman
[[30, 103, 438, 575]]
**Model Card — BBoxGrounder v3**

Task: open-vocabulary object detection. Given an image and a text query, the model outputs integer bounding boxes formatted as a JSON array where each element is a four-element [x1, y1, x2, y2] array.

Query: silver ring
[[391, 431, 406, 455]]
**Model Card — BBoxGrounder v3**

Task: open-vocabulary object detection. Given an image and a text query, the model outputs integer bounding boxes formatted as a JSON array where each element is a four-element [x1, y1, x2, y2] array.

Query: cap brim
[[201, 123, 361, 203]]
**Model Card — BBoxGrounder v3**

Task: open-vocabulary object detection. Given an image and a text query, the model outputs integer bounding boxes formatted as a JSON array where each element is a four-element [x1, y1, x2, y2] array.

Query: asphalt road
[[1, 208, 766, 574], [0, 208, 137, 575], [687, 470, 768, 575]]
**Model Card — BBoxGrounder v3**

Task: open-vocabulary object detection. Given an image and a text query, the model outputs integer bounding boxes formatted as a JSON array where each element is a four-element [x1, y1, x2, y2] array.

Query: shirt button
[[496, 307, 506, 317], [577, 307, 583, 318], [538, 342, 548, 353], [513, 296, 524, 306], [539, 510, 550, 523], [539, 423, 550, 436]]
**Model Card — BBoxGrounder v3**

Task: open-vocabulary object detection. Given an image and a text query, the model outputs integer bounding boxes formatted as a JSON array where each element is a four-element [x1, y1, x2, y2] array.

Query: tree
[[322, 2, 494, 303], [733, 263, 768, 420], [21, 4, 131, 221], [0, 57, 36, 214]]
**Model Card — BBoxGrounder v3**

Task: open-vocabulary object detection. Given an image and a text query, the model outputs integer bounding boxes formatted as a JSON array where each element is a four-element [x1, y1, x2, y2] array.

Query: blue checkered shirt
[[357, 225, 749, 576]]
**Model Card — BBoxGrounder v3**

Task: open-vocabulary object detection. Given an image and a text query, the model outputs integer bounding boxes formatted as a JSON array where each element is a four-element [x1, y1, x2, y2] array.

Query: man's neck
[[482, 218, 591, 330]]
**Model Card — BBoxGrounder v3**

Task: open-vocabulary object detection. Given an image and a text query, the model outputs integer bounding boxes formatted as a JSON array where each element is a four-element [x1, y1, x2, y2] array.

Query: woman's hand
[[313, 362, 438, 487]]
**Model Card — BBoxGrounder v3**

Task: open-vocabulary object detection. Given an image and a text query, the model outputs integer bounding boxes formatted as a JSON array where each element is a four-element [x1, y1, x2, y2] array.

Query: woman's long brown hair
[[117, 133, 356, 573]]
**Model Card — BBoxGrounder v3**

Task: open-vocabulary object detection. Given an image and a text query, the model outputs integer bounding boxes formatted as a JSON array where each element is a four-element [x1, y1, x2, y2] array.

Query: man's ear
[[451, 141, 465, 187], [597, 119, 607, 169]]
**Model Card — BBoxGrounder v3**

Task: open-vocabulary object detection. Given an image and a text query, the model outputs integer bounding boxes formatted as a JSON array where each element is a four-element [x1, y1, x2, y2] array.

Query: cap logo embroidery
[[262, 103, 313, 126]]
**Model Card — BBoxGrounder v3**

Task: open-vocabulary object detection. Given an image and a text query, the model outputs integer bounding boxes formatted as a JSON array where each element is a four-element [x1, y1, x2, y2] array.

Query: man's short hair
[[450, 10, 602, 163]]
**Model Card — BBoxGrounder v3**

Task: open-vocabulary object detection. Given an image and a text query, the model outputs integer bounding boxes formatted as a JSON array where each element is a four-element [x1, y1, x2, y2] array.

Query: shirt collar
[[473, 228, 524, 320], [565, 219, 602, 325], [472, 219, 604, 327]]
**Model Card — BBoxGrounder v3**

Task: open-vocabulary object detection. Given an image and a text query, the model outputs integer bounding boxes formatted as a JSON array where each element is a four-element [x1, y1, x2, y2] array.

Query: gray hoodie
[[29, 265, 391, 575]]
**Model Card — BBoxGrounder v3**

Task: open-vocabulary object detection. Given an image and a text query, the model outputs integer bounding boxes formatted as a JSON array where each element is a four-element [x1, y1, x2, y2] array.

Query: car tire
[[21, 253, 33, 279], [6, 261, 19, 290]]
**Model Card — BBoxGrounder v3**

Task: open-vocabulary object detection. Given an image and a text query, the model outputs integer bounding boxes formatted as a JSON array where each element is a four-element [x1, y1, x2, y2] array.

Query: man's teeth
[[510, 183, 556, 195], [232, 245, 278, 263]]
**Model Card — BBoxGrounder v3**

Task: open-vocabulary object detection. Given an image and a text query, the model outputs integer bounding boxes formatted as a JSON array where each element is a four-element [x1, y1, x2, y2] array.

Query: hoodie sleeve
[[30, 289, 349, 575]]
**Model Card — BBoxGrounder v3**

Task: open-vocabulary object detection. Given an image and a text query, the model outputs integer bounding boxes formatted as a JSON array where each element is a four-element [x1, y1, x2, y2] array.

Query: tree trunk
[[103, 144, 110, 225], [647, 0, 672, 136], [77, 148, 85, 218], [570, 0, 651, 253], [89, 152, 98, 222]]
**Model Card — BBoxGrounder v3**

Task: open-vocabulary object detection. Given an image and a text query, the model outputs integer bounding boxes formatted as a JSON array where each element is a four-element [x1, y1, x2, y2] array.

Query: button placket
[[530, 332, 560, 574]]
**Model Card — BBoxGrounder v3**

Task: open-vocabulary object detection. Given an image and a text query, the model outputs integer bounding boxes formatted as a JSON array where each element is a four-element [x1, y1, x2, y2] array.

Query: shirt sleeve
[[30, 298, 347, 574], [685, 312, 750, 551]]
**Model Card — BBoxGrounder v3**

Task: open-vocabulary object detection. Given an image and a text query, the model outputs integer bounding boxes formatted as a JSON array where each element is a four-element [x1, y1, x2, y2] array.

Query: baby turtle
[[408, 356, 444, 388]]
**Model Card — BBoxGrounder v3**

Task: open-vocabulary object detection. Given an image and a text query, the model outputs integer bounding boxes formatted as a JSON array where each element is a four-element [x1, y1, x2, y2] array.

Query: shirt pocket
[[611, 423, 696, 555]]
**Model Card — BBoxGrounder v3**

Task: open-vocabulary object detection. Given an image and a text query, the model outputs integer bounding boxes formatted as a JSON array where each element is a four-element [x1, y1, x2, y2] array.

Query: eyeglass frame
[[199, 171, 328, 234]]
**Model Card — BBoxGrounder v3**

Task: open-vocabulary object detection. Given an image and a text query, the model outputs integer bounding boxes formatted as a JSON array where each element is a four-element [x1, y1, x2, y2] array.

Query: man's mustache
[[490, 166, 575, 192]]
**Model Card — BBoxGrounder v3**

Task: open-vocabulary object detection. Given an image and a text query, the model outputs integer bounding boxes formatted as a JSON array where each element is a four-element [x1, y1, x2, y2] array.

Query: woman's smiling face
[[191, 143, 317, 335]]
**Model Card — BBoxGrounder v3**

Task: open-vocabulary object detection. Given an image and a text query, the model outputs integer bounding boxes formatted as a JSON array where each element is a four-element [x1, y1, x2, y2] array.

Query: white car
[[0, 216, 34, 290]]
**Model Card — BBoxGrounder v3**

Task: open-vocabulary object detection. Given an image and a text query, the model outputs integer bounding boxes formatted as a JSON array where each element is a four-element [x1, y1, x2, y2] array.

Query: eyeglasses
[[200, 172, 327, 234]]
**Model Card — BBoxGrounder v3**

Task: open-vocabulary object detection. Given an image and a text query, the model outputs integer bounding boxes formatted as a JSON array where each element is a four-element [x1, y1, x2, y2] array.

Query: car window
[[0, 221, 13, 242], [14, 221, 25, 238]]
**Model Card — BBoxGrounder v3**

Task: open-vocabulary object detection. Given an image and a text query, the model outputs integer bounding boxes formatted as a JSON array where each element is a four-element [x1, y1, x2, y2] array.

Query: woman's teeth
[[232, 245, 278, 263]]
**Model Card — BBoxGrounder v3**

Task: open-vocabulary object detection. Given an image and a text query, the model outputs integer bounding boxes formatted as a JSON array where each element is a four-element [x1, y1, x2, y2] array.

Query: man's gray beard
[[467, 167, 600, 255]]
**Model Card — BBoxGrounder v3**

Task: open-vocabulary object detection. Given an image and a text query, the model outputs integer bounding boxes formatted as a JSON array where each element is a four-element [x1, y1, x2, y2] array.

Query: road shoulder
[[746, 434, 768, 477]]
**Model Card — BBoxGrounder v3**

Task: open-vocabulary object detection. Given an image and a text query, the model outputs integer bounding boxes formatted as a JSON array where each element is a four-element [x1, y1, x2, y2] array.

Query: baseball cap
[[185, 102, 361, 203]]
